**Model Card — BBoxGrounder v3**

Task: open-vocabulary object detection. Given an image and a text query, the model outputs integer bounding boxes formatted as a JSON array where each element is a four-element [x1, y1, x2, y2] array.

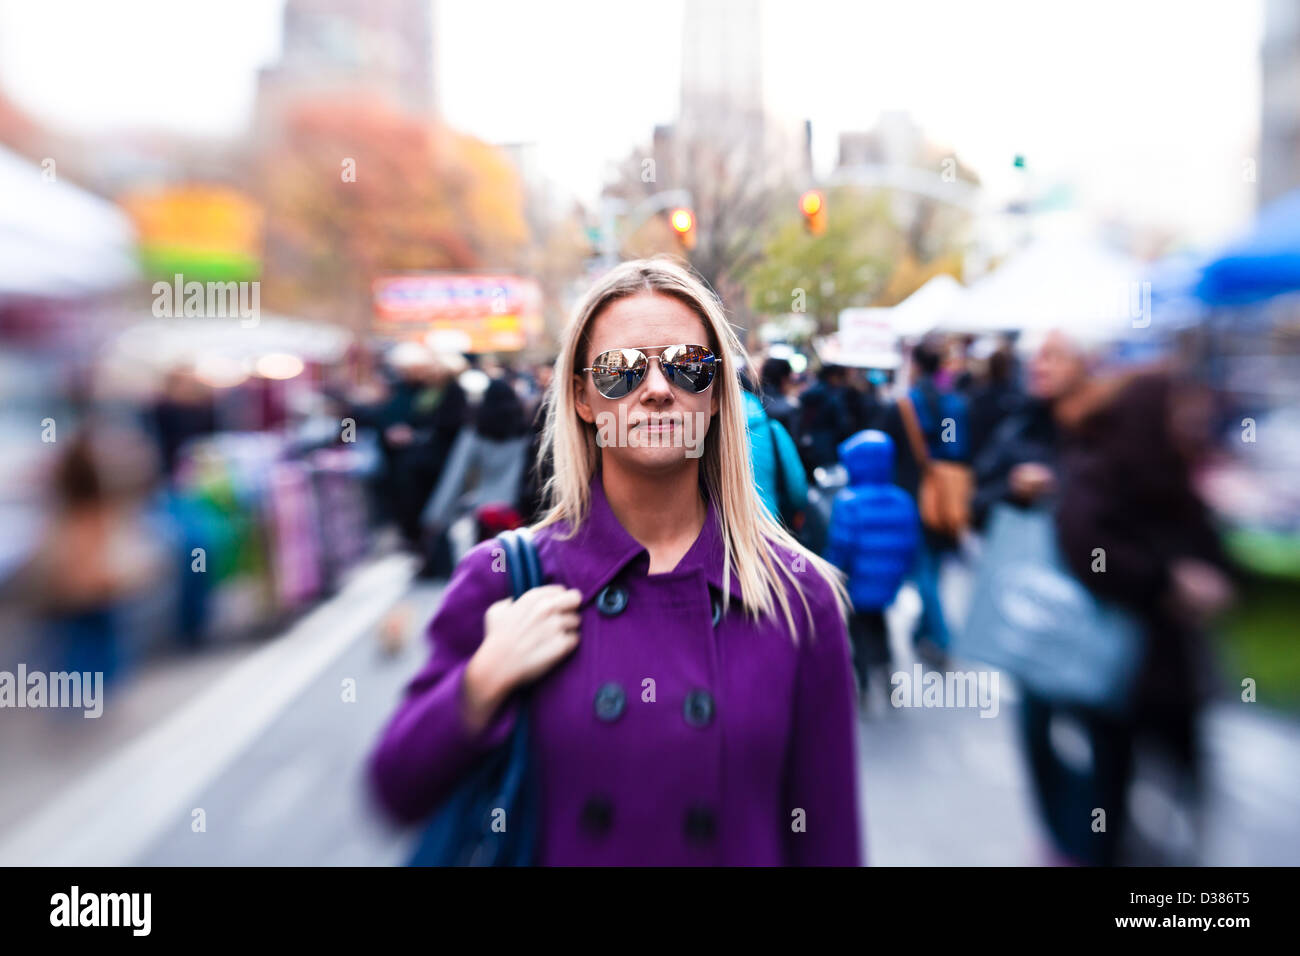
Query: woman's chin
[[606, 447, 697, 474]]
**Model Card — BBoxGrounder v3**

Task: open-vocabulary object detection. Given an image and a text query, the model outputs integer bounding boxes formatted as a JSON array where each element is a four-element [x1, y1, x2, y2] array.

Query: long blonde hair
[[530, 257, 850, 642]]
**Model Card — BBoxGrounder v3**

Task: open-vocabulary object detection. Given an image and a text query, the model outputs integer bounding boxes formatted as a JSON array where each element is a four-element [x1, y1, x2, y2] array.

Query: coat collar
[[543, 470, 744, 605]]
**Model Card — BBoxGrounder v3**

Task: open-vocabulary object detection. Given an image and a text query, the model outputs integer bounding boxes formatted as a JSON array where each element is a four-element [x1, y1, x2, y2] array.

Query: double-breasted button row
[[579, 798, 717, 845], [596, 582, 724, 628], [592, 683, 716, 728]]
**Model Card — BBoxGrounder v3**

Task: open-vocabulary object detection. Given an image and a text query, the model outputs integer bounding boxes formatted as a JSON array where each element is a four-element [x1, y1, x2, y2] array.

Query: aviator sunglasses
[[581, 344, 720, 399]]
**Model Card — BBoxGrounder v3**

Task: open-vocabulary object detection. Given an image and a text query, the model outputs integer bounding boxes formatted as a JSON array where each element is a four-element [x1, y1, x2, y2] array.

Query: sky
[[0, 0, 1266, 245]]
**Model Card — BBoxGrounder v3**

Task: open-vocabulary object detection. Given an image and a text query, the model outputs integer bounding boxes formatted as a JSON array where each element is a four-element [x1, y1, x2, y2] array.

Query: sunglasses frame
[[581, 343, 721, 399]]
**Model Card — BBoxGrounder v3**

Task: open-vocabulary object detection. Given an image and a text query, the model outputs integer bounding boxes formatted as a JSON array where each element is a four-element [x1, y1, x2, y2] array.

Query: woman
[[369, 258, 861, 866], [740, 370, 808, 526]]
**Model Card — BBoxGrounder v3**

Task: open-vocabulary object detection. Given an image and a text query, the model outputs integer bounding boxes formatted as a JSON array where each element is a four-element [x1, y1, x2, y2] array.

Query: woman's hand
[[461, 585, 583, 734], [1168, 558, 1235, 622], [1009, 462, 1055, 503]]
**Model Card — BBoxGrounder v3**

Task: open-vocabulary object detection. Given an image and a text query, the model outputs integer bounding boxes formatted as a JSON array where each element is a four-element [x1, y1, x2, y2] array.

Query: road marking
[[0, 554, 417, 866]]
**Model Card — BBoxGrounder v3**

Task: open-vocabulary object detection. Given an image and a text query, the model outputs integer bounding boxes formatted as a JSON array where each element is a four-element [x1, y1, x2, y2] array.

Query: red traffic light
[[669, 207, 696, 249], [799, 190, 826, 235]]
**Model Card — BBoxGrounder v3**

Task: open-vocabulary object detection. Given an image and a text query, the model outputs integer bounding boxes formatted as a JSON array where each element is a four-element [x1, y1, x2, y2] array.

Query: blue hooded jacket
[[825, 429, 920, 611]]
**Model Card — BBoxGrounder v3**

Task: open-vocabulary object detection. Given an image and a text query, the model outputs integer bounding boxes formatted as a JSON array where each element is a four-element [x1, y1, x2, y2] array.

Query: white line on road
[[0, 553, 418, 866]]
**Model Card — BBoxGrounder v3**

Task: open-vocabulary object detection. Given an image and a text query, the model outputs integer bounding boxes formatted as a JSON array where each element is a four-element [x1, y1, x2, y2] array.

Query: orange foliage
[[259, 96, 529, 324]]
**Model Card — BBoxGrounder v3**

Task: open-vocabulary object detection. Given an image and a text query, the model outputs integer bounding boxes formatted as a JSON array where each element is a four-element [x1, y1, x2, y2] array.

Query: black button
[[594, 682, 626, 722], [580, 796, 613, 836], [683, 688, 715, 728], [710, 592, 723, 628], [596, 585, 628, 616], [683, 805, 716, 844]]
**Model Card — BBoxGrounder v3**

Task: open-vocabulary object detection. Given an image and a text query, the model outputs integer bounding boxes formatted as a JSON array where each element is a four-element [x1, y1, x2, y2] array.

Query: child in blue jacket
[[825, 429, 921, 703]]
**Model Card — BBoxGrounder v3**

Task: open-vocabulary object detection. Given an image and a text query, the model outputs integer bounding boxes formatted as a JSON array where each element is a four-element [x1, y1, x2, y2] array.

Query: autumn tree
[[602, 110, 797, 336], [743, 188, 901, 334], [258, 96, 529, 328]]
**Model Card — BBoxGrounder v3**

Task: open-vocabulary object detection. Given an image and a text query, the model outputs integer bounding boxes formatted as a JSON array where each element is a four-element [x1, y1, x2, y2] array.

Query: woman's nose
[[639, 356, 673, 402]]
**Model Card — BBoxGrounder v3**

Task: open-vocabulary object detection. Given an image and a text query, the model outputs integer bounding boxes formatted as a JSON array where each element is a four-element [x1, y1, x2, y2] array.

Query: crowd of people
[[10, 270, 1236, 867], [362, 314, 1237, 867], [749, 328, 1236, 866]]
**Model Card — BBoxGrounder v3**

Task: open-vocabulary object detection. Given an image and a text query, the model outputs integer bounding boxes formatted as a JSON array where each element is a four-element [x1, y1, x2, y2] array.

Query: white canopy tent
[[889, 273, 964, 337], [109, 314, 352, 368], [0, 144, 139, 300], [934, 236, 1148, 335]]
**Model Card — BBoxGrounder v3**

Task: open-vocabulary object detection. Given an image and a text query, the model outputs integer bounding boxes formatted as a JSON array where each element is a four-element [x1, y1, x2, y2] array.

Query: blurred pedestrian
[[895, 338, 971, 665], [970, 333, 1070, 530], [19, 423, 163, 688], [982, 329, 1236, 865], [759, 355, 801, 444], [380, 346, 468, 549], [148, 368, 216, 482], [369, 258, 861, 866], [1050, 362, 1234, 865], [515, 386, 553, 528], [824, 430, 920, 707], [796, 363, 854, 480], [966, 342, 1025, 466], [418, 377, 533, 579], [741, 370, 808, 528]]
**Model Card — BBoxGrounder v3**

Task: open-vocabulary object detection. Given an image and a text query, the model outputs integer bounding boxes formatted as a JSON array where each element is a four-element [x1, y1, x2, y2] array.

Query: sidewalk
[[0, 553, 418, 866]]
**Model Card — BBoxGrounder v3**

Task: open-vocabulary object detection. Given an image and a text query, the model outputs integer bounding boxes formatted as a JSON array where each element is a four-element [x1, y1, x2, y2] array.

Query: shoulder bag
[[406, 527, 542, 866]]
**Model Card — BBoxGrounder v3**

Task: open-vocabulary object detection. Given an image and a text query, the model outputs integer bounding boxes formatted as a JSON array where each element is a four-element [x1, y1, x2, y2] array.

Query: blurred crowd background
[[0, 0, 1297, 867]]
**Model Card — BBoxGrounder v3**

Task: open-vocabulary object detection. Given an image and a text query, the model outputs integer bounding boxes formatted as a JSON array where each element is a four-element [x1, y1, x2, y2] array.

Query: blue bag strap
[[499, 530, 524, 599], [516, 527, 543, 591], [497, 528, 543, 599]]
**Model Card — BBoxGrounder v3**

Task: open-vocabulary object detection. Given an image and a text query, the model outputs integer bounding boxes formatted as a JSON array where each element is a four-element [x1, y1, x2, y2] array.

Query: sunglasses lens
[[590, 348, 646, 398], [662, 344, 717, 392]]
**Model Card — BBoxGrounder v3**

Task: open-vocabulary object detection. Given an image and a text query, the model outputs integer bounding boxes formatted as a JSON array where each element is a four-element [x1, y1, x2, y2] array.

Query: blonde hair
[[530, 257, 851, 643]]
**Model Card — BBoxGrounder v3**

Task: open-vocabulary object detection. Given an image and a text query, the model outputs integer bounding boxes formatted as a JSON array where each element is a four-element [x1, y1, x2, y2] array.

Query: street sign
[[372, 274, 543, 353]]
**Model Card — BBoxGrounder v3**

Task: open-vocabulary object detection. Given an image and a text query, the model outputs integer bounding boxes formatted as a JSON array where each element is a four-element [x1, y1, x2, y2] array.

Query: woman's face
[[573, 292, 720, 475], [1028, 330, 1088, 401]]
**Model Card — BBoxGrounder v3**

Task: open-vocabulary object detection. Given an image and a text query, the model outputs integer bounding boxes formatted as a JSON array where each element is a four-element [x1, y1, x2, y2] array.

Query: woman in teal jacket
[[743, 387, 808, 524]]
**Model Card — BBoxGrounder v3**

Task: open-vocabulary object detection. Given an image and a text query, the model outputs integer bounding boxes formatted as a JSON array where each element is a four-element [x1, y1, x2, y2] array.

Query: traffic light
[[799, 190, 826, 235], [669, 207, 696, 250]]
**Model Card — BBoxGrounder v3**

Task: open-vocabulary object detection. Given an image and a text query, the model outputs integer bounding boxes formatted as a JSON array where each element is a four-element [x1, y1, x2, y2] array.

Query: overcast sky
[[0, 0, 1265, 244]]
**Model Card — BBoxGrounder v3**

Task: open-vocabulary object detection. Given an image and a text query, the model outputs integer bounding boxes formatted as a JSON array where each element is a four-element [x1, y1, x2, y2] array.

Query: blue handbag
[[406, 527, 542, 866], [956, 503, 1143, 715]]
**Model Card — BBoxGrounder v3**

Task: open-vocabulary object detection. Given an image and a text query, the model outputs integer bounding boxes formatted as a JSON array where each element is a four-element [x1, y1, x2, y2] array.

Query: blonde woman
[[370, 258, 862, 865]]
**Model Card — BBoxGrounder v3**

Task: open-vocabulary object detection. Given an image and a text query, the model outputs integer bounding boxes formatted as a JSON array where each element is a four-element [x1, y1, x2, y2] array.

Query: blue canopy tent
[[1194, 189, 1300, 305], [1182, 189, 1300, 582]]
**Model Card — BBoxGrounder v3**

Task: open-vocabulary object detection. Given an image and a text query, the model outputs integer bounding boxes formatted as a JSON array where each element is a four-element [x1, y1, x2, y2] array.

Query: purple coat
[[369, 472, 863, 866]]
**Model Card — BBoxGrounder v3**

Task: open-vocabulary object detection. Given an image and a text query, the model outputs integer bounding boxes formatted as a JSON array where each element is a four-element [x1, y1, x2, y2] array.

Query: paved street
[[2, 556, 1297, 867]]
